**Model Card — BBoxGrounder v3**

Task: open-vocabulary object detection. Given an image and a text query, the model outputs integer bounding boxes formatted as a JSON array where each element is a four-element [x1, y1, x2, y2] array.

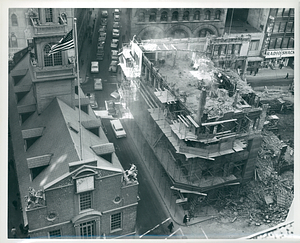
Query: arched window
[[138, 12, 145, 22], [149, 11, 156, 22], [204, 10, 211, 20], [215, 10, 221, 20], [183, 11, 189, 21], [44, 44, 62, 67], [161, 11, 168, 21], [193, 11, 200, 20], [11, 14, 18, 26], [10, 33, 18, 47], [172, 11, 178, 21], [199, 29, 213, 37], [45, 8, 53, 22]]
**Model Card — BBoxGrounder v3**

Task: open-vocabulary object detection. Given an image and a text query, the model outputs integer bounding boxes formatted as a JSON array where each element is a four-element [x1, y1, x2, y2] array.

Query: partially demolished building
[[119, 36, 267, 201]]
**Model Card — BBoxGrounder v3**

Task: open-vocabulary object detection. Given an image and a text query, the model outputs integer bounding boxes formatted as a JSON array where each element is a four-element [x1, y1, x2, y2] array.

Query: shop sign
[[265, 49, 294, 58]]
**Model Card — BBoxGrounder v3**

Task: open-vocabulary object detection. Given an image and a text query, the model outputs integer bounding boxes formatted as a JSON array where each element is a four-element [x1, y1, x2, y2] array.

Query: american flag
[[48, 29, 74, 55]]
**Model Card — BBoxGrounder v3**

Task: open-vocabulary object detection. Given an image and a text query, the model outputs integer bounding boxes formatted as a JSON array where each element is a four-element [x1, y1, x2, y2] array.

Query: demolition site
[[118, 36, 294, 232]]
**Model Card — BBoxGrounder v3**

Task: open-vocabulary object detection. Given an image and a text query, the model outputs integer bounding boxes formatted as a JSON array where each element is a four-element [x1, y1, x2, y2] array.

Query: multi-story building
[[129, 8, 228, 40], [8, 8, 138, 239], [261, 8, 294, 68], [9, 8, 91, 62], [118, 37, 266, 216]]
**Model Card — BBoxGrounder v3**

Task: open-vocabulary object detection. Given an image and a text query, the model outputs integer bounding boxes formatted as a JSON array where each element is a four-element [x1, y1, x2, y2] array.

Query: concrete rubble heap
[[156, 52, 255, 119], [199, 129, 294, 227]]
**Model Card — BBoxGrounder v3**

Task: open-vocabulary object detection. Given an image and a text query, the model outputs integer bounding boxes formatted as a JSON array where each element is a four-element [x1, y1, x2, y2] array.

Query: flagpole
[[73, 18, 83, 161]]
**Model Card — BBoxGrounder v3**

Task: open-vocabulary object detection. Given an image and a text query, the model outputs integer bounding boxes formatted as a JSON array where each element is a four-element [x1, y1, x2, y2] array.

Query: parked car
[[101, 18, 108, 26], [87, 93, 98, 109], [110, 39, 119, 49], [109, 60, 118, 73], [97, 51, 104, 61], [110, 90, 120, 99], [113, 22, 120, 29], [112, 29, 120, 38], [114, 9, 120, 15], [94, 78, 103, 90], [98, 26, 106, 32], [105, 100, 116, 116], [97, 42, 104, 51], [111, 50, 119, 60], [101, 10, 108, 18], [114, 14, 120, 22], [110, 119, 126, 138], [91, 61, 99, 73]]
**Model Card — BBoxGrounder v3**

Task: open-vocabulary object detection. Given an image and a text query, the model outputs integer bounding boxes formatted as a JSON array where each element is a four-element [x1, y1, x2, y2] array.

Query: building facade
[[9, 9, 138, 239], [261, 8, 294, 68], [118, 37, 266, 217], [130, 8, 227, 40], [9, 8, 91, 61]]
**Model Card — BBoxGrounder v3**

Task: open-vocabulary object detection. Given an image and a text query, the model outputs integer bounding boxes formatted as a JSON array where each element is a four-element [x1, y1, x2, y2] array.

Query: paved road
[[247, 77, 293, 87], [81, 8, 170, 238]]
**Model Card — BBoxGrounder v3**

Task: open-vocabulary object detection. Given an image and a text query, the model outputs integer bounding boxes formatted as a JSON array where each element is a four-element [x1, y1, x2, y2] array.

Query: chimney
[[196, 88, 206, 124]]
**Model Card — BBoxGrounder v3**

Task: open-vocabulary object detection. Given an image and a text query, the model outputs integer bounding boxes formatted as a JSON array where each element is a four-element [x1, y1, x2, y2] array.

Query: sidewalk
[[245, 66, 294, 82]]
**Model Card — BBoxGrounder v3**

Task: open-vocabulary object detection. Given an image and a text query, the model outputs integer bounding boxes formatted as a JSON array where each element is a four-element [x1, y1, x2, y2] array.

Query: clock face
[[76, 176, 94, 193]]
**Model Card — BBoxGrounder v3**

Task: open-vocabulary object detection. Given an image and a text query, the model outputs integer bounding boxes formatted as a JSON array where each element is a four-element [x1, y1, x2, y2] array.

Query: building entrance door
[[80, 220, 95, 238]]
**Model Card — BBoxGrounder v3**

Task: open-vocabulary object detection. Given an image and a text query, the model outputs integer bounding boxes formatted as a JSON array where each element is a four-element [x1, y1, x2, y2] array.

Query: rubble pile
[[159, 55, 254, 118], [200, 130, 294, 227]]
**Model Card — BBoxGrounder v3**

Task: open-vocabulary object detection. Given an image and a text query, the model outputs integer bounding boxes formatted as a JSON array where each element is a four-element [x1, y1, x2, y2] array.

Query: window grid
[[44, 44, 63, 67], [183, 11, 189, 21], [80, 221, 94, 238], [80, 192, 92, 211], [111, 213, 122, 231], [45, 8, 53, 22], [194, 11, 200, 20], [215, 10, 221, 20], [49, 229, 61, 238], [205, 10, 211, 20]]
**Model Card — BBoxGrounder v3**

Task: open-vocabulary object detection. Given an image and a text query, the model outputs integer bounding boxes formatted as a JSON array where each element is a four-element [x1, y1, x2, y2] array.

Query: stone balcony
[[30, 17, 67, 36]]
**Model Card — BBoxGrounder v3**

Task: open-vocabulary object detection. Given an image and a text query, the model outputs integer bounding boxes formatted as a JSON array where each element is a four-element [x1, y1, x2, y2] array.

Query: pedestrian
[[254, 67, 259, 76], [284, 73, 289, 79], [11, 226, 17, 238], [183, 214, 188, 226], [167, 222, 174, 233]]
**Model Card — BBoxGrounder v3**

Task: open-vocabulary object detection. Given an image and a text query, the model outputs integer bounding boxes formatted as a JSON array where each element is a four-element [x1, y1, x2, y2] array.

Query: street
[[80, 8, 171, 238]]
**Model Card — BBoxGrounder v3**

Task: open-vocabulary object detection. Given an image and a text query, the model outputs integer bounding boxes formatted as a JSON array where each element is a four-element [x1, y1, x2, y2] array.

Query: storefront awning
[[247, 56, 263, 62]]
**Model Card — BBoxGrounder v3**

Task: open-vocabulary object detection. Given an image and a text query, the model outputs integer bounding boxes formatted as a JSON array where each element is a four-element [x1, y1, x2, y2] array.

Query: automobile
[[112, 29, 120, 38], [98, 25, 106, 32], [97, 50, 104, 61], [98, 36, 106, 43], [114, 14, 120, 22], [91, 61, 99, 73], [114, 9, 120, 15], [87, 93, 98, 109], [94, 78, 103, 90], [110, 39, 119, 49], [97, 42, 104, 51], [101, 10, 108, 18], [109, 60, 118, 73], [111, 50, 119, 60], [110, 90, 120, 99], [113, 22, 120, 29], [110, 119, 126, 138], [105, 100, 116, 116], [101, 18, 108, 26]]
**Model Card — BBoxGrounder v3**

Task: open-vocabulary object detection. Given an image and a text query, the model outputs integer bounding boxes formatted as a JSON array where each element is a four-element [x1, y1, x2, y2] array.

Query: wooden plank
[[201, 119, 237, 126]]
